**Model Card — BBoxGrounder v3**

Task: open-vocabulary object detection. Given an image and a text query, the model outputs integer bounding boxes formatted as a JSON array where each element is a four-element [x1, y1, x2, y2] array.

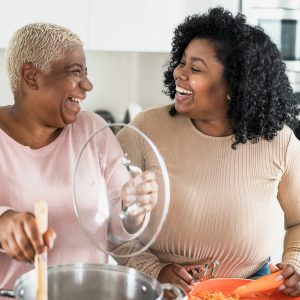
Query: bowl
[[189, 278, 300, 300]]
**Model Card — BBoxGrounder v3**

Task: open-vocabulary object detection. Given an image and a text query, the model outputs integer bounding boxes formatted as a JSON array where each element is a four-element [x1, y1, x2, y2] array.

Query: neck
[[192, 118, 232, 137], [0, 105, 63, 149]]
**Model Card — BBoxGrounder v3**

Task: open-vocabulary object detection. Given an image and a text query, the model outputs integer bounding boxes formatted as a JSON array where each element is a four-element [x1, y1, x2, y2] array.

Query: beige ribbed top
[[115, 104, 300, 279]]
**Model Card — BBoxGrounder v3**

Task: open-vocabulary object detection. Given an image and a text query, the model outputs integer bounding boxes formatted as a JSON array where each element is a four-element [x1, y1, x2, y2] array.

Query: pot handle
[[160, 283, 188, 300], [0, 289, 15, 298]]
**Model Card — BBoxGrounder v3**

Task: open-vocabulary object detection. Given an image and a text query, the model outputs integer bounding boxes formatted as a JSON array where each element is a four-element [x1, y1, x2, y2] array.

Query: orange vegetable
[[233, 271, 284, 296]]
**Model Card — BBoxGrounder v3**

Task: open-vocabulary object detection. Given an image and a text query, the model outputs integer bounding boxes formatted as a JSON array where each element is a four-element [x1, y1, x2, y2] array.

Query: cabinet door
[[185, 0, 240, 16], [87, 0, 185, 52], [0, 0, 89, 49]]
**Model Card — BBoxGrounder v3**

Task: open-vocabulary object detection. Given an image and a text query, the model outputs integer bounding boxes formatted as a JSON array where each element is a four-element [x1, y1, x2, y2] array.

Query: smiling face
[[29, 45, 93, 128], [173, 38, 229, 122]]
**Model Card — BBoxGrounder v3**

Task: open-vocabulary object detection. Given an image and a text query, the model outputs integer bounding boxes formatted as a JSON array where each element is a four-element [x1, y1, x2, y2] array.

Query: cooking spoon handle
[[35, 201, 48, 300]]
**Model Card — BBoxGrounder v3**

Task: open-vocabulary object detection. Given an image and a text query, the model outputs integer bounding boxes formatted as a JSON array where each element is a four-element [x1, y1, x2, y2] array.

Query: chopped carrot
[[190, 290, 240, 300]]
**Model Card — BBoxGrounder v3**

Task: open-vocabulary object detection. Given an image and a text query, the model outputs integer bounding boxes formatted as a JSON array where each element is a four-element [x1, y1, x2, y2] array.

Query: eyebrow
[[190, 56, 207, 67], [182, 53, 207, 67], [69, 63, 82, 69]]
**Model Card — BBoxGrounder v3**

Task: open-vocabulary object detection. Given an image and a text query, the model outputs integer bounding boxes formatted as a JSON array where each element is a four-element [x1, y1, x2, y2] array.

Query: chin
[[66, 111, 80, 123], [174, 103, 191, 115]]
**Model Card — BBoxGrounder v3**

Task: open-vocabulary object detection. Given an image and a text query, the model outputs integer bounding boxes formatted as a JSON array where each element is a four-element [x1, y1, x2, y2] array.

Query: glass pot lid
[[73, 123, 170, 257]]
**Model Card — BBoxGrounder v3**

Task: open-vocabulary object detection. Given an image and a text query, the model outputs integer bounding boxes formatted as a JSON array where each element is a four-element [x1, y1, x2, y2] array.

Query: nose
[[173, 65, 188, 81], [80, 76, 93, 92]]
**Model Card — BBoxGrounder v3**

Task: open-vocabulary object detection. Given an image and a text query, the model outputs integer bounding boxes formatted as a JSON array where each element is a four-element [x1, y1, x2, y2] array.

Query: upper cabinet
[[0, 0, 89, 49], [87, 0, 185, 52], [0, 0, 240, 52], [88, 0, 240, 52]]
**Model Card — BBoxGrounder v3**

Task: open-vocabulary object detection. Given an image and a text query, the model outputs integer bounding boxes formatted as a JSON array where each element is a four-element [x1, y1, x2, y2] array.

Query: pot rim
[[14, 263, 160, 289]]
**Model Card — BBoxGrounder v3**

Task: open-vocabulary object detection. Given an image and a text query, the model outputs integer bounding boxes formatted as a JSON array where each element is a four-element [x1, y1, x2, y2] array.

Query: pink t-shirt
[[0, 111, 132, 288]]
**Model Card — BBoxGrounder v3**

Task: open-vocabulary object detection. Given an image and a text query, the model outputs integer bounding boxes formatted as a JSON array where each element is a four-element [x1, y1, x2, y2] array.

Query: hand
[[121, 170, 158, 231], [158, 264, 196, 299], [275, 263, 300, 297], [0, 210, 56, 263]]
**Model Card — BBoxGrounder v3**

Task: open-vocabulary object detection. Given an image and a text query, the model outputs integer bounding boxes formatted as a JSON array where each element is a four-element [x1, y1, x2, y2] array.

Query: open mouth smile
[[176, 86, 194, 96]]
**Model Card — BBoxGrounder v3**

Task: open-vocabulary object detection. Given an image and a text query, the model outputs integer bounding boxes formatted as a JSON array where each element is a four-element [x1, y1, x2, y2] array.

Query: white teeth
[[70, 97, 81, 105], [176, 86, 193, 95]]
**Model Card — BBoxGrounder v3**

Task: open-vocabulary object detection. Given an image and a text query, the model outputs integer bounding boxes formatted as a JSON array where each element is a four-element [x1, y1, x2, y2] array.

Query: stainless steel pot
[[0, 263, 187, 300]]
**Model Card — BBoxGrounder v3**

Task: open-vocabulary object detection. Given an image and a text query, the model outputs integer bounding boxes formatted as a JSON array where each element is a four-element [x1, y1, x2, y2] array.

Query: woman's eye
[[191, 67, 201, 72]]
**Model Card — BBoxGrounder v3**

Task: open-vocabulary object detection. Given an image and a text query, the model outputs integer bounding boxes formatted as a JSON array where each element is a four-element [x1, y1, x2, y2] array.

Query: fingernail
[[49, 240, 54, 249], [278, 284, 286, 291], [275, 274, 284, 281]]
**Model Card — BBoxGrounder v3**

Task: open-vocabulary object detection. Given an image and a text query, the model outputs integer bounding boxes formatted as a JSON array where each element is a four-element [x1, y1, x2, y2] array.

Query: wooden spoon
[[233, 270, 284, 296], [34, 201, 48, 300]]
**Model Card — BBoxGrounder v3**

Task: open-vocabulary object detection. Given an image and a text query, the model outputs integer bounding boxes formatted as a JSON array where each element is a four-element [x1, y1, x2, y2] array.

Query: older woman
[[115, 7, 300, 297], [0, 23, 157, 289]]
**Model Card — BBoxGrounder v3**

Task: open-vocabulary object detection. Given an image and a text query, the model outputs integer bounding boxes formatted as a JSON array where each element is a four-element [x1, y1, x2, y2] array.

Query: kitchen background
[[1, 0, 299, 264]]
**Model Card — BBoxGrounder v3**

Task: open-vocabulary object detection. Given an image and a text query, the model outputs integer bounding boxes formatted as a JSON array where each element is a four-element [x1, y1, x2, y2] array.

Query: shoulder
[[273, 125, 300, 166], [72, 110, 108, 132], [136, 104, 173, 119], [68, 110, 114, 144], [132, 104, 180, 128], [276, 125, 299, 146]]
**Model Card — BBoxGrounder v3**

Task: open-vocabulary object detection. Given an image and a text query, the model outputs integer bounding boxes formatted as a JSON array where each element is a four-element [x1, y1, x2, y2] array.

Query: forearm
[[112, 239, 169, 279], [282, 224, 300, 270]]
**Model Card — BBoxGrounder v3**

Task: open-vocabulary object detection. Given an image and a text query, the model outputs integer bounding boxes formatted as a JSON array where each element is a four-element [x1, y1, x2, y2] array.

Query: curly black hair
[[163, 7, 298, 149]]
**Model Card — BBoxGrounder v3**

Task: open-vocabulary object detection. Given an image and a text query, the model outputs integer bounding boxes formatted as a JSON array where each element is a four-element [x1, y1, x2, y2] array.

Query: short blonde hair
[[5, 22, 83, 94]]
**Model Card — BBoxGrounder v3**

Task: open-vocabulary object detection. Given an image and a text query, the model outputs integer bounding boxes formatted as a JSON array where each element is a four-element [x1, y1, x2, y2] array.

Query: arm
[[113, 238, 170, 278], [278, 134, 300, 268], [277, 133, 300, 296]]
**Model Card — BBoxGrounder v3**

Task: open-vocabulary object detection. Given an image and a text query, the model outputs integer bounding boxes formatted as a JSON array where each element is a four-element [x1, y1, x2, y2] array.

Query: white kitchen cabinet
[[0, 0, 89, 49], [0, 0, 240, 52], [185, 0, 240, 16], [87, 0, 185, 52], [87, 0, 240, 52]]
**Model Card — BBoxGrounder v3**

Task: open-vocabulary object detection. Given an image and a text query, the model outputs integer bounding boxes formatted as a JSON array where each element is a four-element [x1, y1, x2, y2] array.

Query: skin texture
[[173, 38, 231, 137], [0, 45, 158, 264]]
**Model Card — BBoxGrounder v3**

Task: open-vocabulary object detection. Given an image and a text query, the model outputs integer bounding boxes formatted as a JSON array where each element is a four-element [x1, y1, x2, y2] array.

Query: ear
[[21, 63, 38, 90]]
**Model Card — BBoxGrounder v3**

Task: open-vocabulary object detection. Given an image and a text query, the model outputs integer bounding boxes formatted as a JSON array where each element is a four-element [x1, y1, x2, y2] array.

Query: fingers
[[0, 211, 56, 263], [14, 222, 36, 262], [44, 228, 57, 250], [269, 263, 280, 273], [122, 171, 158, 215], [158, 264, 194, 294], [133, 171, 158, 197], [276, 263, 300, 296], [23, 215, 44, 255], [172, 264, 194, 290]]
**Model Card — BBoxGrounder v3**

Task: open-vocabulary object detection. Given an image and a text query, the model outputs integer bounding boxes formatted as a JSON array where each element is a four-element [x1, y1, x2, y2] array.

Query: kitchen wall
[[0, 49, 171, 122]]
